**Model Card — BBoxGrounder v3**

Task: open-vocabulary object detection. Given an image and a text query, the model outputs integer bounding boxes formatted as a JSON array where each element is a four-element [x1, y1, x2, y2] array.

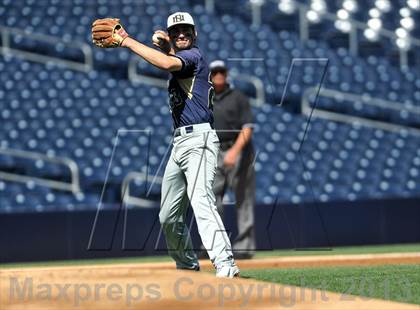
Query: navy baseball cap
[[209, 60, 227, 72]]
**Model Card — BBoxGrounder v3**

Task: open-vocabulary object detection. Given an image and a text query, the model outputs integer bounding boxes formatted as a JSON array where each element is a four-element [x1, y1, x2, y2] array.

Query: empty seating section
[[211, 0, 420, 50], [1, 55, 419, 212], [0, 1, 419, 212], [0, 55, 173, 211], [2, 1, 420, 125], [253, 104, 420, 204]]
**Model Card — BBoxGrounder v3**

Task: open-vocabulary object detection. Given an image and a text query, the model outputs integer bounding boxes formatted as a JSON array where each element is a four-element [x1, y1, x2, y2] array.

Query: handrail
[[0, 25, 93, 72], [301, 87, 420, 136], [128, 57, 168, 88], [128, 57, 265, 107], [229, 71, 265, 107], [0, 148, 81, 193], [309, 87, 420, 114], [121, 171, 162, 208]]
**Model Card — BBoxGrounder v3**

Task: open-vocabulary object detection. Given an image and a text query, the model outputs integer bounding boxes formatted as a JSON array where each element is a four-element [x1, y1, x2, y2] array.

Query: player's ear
[[190, 26, 197, 39]]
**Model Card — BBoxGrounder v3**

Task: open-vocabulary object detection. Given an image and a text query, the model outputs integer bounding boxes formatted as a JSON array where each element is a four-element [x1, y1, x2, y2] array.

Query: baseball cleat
[[177, 264, 200, 272], [216, 263, 240, 278]]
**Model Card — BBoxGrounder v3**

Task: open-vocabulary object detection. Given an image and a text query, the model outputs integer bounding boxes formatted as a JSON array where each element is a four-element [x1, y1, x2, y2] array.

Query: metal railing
[[0, 26, 93, 72], [229, 70, 266, 107], [205, 0, 215, 14], [301, 87, 420, 136], [121, 171, 162, 208], [0, 148, 81, 193], [128, 57, 265, 107], [128, 58, 168, 88]]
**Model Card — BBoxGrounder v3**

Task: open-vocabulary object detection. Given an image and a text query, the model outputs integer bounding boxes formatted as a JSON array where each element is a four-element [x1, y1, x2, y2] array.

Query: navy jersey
[[168, 47, 214, 128]]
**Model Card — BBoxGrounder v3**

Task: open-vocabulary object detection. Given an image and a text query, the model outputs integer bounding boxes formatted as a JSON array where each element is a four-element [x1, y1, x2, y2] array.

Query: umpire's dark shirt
[[213, 84, 254, 143]]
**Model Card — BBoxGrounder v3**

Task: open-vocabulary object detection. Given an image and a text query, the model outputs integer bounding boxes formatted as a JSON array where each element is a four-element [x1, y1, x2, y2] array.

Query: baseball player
[[91, 12, 239, 277]]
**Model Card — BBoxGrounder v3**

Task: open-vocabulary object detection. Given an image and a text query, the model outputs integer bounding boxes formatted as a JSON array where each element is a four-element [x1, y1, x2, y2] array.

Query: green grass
[[242, 264, 420, 305], [1, 243, 418, 270], [255, 243, 420, 258]]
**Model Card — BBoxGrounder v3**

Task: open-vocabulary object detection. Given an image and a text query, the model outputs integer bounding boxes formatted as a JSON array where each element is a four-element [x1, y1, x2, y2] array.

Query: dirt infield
[[1, 252, 419, 309]]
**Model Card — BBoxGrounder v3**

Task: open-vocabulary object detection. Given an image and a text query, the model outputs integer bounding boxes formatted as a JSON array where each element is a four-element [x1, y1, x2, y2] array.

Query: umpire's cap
[[209, 60, 227, 72], [167, 12, 195, 30]]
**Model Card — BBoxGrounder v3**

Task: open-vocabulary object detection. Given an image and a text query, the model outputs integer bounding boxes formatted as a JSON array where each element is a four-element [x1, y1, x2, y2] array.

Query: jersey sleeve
[[172, 49, 200, 74]]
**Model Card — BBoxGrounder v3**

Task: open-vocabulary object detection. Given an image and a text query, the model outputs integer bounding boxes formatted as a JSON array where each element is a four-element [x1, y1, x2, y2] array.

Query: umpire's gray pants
[[213, 145, 256, 255], [159, 125, 234, 269]]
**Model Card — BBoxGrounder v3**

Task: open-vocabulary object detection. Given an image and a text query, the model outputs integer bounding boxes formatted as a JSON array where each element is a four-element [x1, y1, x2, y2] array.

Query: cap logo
[[173, 14, 185, 23]]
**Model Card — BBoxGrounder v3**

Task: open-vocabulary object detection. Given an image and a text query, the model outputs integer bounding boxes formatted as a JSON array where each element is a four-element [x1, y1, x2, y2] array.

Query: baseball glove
[[91, 18, 129, 48]]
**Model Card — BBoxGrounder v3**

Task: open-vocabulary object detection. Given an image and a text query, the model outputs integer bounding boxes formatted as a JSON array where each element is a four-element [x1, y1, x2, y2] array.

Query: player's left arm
[[122, 37, 182, 72], [91, 18, 182, 72]]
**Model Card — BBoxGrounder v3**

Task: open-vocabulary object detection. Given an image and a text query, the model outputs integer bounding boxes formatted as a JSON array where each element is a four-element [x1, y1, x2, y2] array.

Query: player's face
[[169, 25, 195, 50]]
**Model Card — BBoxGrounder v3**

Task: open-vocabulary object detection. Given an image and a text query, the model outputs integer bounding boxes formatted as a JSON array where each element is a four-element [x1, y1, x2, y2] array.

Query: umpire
[[210, 60, 256, 259]]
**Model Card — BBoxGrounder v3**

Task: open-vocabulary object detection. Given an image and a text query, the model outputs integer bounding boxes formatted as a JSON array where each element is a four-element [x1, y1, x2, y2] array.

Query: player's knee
[[159, 210, 168, 225], [188, 187, 210, 201], [189, 192, 215, 209], [159, 210, 177, 226]]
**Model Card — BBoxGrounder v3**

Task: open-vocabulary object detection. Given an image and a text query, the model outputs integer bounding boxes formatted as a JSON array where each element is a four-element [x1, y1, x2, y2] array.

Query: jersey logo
[[168, 87, 184, 112], [173, 14, 185, 23]]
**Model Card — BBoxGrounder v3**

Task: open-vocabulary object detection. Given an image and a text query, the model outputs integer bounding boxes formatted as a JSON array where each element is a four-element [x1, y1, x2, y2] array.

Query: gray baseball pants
[[159, 123, 234, 269]]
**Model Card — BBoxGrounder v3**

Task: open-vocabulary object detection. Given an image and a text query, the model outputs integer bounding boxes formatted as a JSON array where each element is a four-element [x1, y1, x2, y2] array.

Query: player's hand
[[224, 148, 239, 168], [152, 30, 171, 53]]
